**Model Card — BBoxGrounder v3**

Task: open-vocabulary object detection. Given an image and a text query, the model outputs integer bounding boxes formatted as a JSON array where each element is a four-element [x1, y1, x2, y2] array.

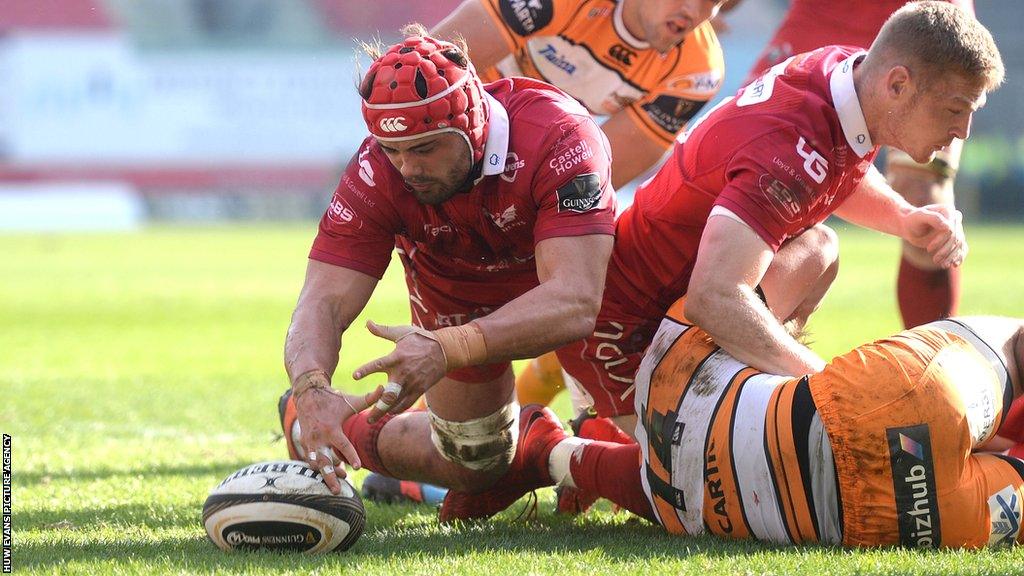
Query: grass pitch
[[3, 222, 1024, 575]]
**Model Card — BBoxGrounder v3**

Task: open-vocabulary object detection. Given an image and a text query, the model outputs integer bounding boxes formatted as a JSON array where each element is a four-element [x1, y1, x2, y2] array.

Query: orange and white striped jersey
[[635, 301, 1024, 548], [476, 0, 724, 146]]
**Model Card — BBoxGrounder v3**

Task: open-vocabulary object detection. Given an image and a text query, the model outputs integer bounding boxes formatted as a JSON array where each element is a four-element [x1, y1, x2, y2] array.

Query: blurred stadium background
[[1, 0, 1021, 230]]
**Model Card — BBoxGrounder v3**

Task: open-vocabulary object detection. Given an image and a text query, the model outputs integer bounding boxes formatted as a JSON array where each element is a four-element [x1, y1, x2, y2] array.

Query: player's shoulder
[[677, 21, 724, 70], [488, 0, 582, 37], [340, 136, 402, 204], [491, 77, 594, 133]]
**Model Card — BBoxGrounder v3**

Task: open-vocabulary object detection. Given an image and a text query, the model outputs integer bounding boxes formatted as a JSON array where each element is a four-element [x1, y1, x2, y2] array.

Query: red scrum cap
[[360, 35, 489, 164]]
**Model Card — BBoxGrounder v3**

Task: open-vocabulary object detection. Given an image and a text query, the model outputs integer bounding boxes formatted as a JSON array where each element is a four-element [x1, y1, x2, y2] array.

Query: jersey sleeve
[[309, 141, 400, 279], [477, 0, 576, 53], [627, 21, 725, 146], [531, 114, 616, 241], [713, 126, 833, 252]]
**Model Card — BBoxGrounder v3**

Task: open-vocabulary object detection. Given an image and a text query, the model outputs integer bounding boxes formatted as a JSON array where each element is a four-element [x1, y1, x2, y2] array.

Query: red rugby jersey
[[311, 77, 616, 304], [608, 46, 879, 319]]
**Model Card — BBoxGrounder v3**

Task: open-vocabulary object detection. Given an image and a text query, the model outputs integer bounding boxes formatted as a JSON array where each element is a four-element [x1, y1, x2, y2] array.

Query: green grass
[[3, 222, 1024, 575]]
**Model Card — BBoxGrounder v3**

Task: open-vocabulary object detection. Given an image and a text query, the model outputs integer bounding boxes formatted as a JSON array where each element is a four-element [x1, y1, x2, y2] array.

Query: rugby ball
[[202, 460, 364, 553]]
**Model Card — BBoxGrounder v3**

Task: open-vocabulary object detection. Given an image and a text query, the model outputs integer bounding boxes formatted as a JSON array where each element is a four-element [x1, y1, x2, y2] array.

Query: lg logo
[[379, 116, 408, 133], [608, 44, 637, 66], [796, 136, 828, 184]]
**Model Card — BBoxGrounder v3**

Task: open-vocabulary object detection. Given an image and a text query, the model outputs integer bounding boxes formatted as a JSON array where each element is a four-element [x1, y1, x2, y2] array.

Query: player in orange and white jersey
[[448, 302, 1024, 548], [435, 0, 726, 189]]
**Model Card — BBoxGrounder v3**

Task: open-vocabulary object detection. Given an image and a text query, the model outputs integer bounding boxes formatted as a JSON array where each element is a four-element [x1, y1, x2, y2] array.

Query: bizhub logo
[[378, 116, 408, 133], [887, 424, 941, 548]]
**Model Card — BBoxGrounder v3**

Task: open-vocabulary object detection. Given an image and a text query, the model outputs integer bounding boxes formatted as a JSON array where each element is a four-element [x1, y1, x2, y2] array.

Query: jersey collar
[[613, 1, 650, 50], [829, 51, 873, 158], [479, 91, 510, 179]]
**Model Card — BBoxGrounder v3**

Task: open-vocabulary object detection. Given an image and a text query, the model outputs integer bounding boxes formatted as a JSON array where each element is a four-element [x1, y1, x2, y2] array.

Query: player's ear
[[885, 65, 911, 100]]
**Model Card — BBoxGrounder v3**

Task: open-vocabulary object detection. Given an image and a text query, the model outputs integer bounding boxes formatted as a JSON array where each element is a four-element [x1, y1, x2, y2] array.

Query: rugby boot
[[361, 472, 448, 505], [278, 388, 303, 460], [439, 404, 567, 522]]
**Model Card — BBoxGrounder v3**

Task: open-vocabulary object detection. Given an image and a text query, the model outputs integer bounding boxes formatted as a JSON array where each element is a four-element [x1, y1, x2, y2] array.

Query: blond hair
[[870, 1, 1004, 90]]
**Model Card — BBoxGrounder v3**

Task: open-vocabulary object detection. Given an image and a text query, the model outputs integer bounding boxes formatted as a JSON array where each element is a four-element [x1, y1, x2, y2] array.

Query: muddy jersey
[[477, 0, 724, 145], [608, 45, 879, 319], [748, 0, 975, 81], [311, 77, 615, 312], [635, 302, 1024, 548]]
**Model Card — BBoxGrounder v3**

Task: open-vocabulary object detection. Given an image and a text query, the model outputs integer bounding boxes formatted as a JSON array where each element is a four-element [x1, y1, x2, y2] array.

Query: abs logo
[[378, 116, 408, 133], [327, 195, 356, 225], [988, 484, 1021, 545], [608, 44, 637, 66], [887, 424, 941, 548]]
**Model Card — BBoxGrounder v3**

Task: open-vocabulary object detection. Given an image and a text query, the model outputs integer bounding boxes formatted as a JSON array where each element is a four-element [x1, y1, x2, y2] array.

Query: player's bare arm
[[833, 165, 966, 268], [284, 260, 385, 492], [355, 233, 613, 418], [431, 0, 510, 71], [601, 111, 674, 189], [687, 214, 827, 376]]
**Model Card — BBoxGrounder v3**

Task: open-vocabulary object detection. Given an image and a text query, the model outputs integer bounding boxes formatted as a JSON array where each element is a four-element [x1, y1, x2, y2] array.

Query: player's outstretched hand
[[352, 320, 447, 423], [295, 385, 383, 494], [900, 204, 967, 269]]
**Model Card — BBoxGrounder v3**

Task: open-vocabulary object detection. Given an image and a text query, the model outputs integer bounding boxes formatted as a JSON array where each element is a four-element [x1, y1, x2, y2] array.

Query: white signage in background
[[0, 182, 144, 231], [2, 33, 365, 164]]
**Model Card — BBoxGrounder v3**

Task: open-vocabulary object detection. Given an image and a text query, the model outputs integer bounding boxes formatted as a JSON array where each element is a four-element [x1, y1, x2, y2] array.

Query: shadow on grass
[[17, 499, 822, 572]]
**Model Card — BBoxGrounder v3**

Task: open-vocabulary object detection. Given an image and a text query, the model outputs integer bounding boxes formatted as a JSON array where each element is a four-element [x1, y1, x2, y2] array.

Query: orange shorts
[[810, 320, 1023, 548]]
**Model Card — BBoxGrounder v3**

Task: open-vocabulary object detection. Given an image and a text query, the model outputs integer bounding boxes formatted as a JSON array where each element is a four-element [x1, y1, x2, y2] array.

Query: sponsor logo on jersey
[[499, 0, 553, 36], [641, 95, 704, 135], [549, 139, 594, 176], [358, 147, 376, 187], [378, 116, 408, 133], [705, 438, 734, 533], [486, 204, 523, 231], [501, 152, 526, 183], [327, 195, 357, 225], [555, 173, 602, 213], [608, 44, 637, 66], [538, 44, 577, 75], [988, 484, 1021, 545], [795, 136, 829, 184], [422, 223, 454, 237], [666, 72, 723, 96], [759, 173, 801, 222], [887, 424, 941, 548]]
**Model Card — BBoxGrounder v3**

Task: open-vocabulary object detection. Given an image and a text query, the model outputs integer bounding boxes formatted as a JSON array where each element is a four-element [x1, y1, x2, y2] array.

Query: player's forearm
[[471, 278, 602, 363], [688, 285, 825, 376], [283, 300, 345, 385], [834, 166, 913, 236]]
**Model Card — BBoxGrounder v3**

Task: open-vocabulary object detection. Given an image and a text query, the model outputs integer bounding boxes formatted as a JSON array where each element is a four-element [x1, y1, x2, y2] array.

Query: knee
[[428, 402, 519, 489], [805, 224, 840, 279]]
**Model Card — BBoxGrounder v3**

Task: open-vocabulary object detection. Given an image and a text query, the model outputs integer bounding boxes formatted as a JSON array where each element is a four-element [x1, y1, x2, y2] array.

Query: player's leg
[[888, 144, 962, 328], [759, 223, 840, 330], [355, 367, 518, 493], [514, 351, 567, 406]]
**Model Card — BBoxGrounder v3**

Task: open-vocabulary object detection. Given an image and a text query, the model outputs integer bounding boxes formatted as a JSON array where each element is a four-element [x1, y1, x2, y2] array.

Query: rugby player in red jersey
[[440, 1, 1003, 520], [277, 26, 616, 496], [738, 0, 977, 331]]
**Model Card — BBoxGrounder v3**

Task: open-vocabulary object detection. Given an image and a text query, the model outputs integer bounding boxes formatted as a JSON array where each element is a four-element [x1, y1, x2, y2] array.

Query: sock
[[341, 410, 396, 476], [999, 397, 1024, 444], [898, 257, 960, 329], [548, 437, 590, 487], [578, 415, 635, 445], [515, 352, 567, 406], [566, 440, 655, 522]]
